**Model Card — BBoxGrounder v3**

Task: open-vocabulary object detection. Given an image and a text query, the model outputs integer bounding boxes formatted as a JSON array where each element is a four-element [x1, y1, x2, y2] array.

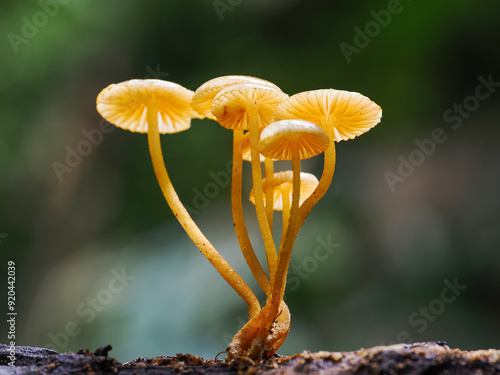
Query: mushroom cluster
[[96, 75, 382, 361]]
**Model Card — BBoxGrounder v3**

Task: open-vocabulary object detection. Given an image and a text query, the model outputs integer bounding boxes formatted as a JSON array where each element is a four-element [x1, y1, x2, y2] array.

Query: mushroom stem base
[[227, 300, 290, 361]]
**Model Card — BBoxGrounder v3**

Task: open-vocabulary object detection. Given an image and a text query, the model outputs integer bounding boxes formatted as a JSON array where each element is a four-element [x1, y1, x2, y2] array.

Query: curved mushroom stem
[[146, 102, 260, 318], [264, 157, 274, 232], [232, 130, 271, 296], [268, 145, 301, 317], [248, 106, 278, 277], [268, 129, 336, 320], [297, 126, 336, 226]]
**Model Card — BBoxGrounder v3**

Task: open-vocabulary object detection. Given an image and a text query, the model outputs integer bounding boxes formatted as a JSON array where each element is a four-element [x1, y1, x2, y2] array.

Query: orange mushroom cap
[[274, 89, 382, 142], [191, 75, 280, 120], [96, 79, 198, 134], [249, 171, 319, 211], [211, 83, 288, 130], [259, 119, 330, 160]]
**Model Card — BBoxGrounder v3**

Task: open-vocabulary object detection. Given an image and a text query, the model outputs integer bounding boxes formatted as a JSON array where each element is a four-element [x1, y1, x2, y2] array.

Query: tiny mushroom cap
[[249, 171, 319, 211], [96, 79, 198, 134], [274, 89, 382, 142], [191, 75, 280, 120], [259, 119, 330, 160], [211, 83, 288, 130]]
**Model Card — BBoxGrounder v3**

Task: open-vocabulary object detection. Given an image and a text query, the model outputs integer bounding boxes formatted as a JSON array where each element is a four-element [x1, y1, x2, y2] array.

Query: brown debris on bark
[[1, 342, 500, 374]]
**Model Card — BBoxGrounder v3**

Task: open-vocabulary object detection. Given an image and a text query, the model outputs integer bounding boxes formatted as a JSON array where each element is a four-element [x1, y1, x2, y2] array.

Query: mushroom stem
[[268, 128, 336, 319], [248, 106, 277, 277], [146, 103, 260, 317], [227, 298, 290, 360], [290, 145, 301, 236], [268, 145, 301, 314], [264, 157, 274, 232], [281, 190, 290, 245], [298, 126, 336, 225], [232, 130, 271, 296]]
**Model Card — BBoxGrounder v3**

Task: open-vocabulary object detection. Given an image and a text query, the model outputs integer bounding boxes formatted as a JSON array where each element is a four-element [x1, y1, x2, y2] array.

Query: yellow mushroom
[[212, 83, 288, 276], [96, 79, 260, 317], [249, 171, 319, 237], [274, 89, 381, 222], [258, 119, 328, 273], [269, 89, 382, 321]]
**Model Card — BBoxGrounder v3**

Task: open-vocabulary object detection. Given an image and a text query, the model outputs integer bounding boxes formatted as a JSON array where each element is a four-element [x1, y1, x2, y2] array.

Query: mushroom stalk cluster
[[96, 76, 382, 361]]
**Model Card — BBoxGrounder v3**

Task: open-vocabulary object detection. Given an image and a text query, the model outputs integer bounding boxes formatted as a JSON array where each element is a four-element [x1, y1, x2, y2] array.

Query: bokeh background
[[1, 0, 499, 363]]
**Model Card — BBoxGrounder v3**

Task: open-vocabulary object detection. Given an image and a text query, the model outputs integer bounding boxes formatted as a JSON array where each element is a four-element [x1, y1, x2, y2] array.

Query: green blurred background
[[1, 0, 499, 363]]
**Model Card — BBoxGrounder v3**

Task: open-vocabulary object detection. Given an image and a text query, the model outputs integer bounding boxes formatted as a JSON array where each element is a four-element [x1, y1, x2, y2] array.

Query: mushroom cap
[[249, 171, 319, 211], [191, 75, 280, 120], [96, 79, 198, 134], [242, 131, 266, 162], [259, 119, 330, 160], [211, 83, 288, 130], [274, 89, 382, 142]]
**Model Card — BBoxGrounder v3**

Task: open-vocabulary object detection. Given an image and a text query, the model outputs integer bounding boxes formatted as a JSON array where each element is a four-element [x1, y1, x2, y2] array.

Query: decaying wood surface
[[1, 342, 499, 374]]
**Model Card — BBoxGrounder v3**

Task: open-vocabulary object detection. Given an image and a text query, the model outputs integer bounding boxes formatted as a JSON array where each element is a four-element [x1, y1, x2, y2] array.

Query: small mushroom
[[96, 79, 260, 317], [268, 89, 382, 323], [249, 171, 319, 236], [258, 119, 329, 274], [274, 89, 381, 223], [212, 83, 288, 275]]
